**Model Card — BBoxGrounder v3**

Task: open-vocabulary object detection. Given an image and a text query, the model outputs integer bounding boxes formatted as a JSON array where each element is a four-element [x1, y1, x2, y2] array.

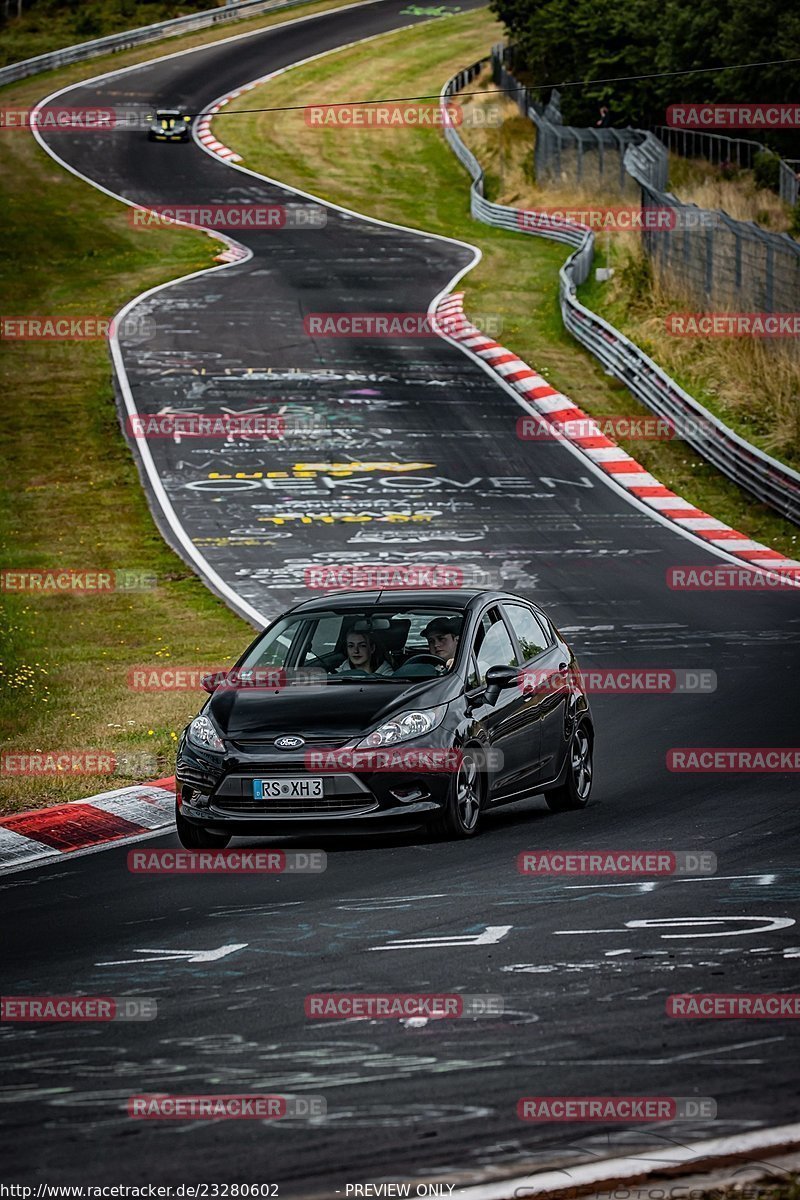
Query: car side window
[[475, 608, 517, 683], [305, 616, 342, 662], [503, 603, 551, 663]]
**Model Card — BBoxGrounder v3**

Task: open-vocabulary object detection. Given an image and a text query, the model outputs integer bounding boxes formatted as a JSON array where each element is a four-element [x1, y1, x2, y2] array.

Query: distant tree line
[[490, 0, 800, 152], [1, 0, 202, 32]]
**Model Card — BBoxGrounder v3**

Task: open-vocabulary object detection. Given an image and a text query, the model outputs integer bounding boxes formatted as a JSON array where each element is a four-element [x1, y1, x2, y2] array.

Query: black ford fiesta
[[175, 589, 594, 845]]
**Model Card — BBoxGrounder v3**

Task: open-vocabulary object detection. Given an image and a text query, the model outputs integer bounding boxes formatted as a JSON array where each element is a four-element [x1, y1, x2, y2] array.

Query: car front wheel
[[543, 722, 593, 812], [175, 803, 231, 849], [430, 748, 483, 839]]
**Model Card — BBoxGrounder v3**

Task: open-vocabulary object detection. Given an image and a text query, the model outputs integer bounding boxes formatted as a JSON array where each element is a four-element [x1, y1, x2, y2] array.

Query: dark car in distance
[[147, 108, 191, 141], [175, 589, 594, 845]]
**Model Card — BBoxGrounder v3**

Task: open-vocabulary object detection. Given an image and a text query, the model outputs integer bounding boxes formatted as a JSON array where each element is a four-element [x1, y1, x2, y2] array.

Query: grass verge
[[0, 0, 364, 815], [222, 17, 800, 557]]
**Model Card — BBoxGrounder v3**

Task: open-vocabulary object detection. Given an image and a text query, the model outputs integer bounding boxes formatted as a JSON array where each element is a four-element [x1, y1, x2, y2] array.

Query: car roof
[[286, 588, 530, 614], [155, 108, 183, 115]]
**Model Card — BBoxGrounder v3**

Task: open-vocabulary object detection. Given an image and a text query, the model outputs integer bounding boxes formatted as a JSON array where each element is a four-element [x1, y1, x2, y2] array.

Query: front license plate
[[253, 777, 324, 800]]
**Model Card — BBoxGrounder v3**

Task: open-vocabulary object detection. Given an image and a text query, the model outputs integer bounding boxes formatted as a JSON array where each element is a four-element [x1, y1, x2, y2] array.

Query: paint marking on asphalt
[[564, 874, 778, 889], [369, 925, 513, 951], [555, 917, 796, 938], [96, 943, 247, 965]]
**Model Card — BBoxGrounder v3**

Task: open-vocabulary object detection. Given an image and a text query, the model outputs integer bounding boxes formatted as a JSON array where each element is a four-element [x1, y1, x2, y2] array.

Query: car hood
[[206, 676, 458, 743]]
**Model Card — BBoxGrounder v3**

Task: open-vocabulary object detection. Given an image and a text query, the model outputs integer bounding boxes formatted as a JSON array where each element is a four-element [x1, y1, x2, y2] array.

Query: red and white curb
[[195, 74, 277, 166], [436, 293, 800, 579], [451, 1121, 800, 1199], [194, 85, 267, 262], [0, 777, 175, 872], [195, 94, 243, 163]]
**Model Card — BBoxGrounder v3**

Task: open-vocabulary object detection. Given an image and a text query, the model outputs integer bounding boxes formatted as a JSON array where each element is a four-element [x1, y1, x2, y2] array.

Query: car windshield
[[237, 606, 467, 682], [156, 112, 181, 126]]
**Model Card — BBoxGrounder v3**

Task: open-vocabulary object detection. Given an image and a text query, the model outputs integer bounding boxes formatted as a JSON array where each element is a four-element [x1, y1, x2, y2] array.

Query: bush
[[790, 201, 800, 238], [718, 160, 740, 181], [753, 149, 781, 193], [619, 248, 652, 304], [74, 11, 102, 35]]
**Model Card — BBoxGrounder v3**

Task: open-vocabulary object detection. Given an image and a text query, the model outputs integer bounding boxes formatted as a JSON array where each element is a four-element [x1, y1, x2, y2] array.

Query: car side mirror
[[483, 664, 518, 706], [201, 671, 224, 693]]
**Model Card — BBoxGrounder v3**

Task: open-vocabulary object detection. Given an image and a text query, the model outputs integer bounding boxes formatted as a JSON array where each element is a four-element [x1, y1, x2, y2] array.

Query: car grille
[[229, 733, 353, 753], [212, 795, 378, 815]]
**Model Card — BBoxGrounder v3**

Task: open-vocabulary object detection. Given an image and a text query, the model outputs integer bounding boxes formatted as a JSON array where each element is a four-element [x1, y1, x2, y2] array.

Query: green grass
[[0, 0, 358, 815], [0, 1, 205, 68], [222, 11, 800, 559]]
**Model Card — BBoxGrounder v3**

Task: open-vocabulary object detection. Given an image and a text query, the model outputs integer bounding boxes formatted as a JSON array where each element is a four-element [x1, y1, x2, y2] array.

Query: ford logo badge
[[274, 735, 305, 750]]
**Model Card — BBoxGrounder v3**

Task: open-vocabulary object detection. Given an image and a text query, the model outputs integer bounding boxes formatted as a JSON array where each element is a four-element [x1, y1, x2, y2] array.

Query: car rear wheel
[[175, 803, 231, 849], [543, 722, 593, 812], [430, 748, 483, 839]]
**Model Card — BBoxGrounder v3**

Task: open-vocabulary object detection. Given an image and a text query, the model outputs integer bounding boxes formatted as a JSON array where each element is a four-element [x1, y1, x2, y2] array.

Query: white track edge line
[[451, 1121, 800, 1199]]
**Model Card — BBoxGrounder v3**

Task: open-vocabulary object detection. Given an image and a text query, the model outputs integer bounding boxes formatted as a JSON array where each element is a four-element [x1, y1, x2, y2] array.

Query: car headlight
[[356, 705, 447, 749], [187, 714, 225, 753]]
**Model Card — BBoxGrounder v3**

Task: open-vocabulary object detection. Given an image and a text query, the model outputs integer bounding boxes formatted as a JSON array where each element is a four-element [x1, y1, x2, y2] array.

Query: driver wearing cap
[[421, 617, 462, 669]]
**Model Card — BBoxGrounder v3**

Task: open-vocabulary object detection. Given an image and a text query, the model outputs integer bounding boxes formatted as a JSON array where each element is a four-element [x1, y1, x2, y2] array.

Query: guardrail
[[440, 58, 800, 526], [0, 0, 322, 89]]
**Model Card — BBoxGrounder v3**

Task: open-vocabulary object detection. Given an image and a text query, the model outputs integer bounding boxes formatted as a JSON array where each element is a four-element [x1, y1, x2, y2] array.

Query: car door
[[503, 602, 570, 785], [468, 606, 538, 799]]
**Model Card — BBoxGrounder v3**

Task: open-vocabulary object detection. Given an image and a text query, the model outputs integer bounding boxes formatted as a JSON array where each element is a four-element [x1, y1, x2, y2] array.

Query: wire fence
[[492, 47, 800, 320], [653, 126, 800, 209], [492, 51, 661, 197], [439, 58, 800, 527]]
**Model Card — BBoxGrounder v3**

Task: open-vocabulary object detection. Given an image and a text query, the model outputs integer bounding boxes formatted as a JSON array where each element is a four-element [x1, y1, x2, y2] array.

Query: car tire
[[543, 722, 593, 812], [175, 804, 231, 849], [430, 747, 483, 839]]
